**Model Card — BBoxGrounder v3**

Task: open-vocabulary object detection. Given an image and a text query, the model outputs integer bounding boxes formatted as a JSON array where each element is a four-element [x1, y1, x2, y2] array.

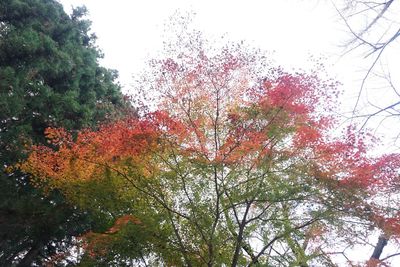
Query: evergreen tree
[[0, 0, 128, 265]]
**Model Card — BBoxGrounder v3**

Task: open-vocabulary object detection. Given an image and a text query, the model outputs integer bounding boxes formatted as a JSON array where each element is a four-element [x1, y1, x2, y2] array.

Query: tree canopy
[[0, 0, 129, 265], [20, 27, 400, 266]]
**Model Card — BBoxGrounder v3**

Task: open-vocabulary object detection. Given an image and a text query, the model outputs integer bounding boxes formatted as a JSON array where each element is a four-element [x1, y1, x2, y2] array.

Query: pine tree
[[0, 1, 128, 265]]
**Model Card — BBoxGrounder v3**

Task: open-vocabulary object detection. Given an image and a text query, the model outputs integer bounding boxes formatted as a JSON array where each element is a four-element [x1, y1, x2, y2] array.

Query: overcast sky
[[59, 1, 350, 84], [56, 1, 400, 262]]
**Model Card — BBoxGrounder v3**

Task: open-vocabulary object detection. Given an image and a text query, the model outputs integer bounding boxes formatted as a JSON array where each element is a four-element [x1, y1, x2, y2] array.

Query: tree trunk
[[370, 235, 388, 260]]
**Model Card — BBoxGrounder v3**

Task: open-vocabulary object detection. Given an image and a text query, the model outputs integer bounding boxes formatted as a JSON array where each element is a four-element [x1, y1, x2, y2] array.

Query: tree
[[20, 27, 400, 266], [332, 1, 400, 261], [0, 0, 129, 265]]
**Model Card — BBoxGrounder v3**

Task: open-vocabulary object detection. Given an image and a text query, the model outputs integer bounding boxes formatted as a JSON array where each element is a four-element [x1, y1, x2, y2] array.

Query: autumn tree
[[332, 1, 400, 261], [0, 0, 129, 265], [21, 25, 400, 266]]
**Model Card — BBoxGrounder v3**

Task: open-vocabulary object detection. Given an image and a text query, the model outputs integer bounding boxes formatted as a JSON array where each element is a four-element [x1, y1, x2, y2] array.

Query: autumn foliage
[[20, 33, 400, 266]]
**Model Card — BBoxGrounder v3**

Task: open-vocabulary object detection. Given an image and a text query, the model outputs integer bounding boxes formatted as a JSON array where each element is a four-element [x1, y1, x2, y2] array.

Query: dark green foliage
[[0, 0, 129, 265]]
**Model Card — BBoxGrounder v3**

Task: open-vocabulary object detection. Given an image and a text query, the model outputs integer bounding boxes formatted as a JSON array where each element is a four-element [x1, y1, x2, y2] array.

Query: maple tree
[[20, 27, 400, 266]]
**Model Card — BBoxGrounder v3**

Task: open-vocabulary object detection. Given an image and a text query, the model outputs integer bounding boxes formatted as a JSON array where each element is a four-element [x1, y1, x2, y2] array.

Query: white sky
[[60, 0, 349, 86], [59, 0, 400, 265]]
